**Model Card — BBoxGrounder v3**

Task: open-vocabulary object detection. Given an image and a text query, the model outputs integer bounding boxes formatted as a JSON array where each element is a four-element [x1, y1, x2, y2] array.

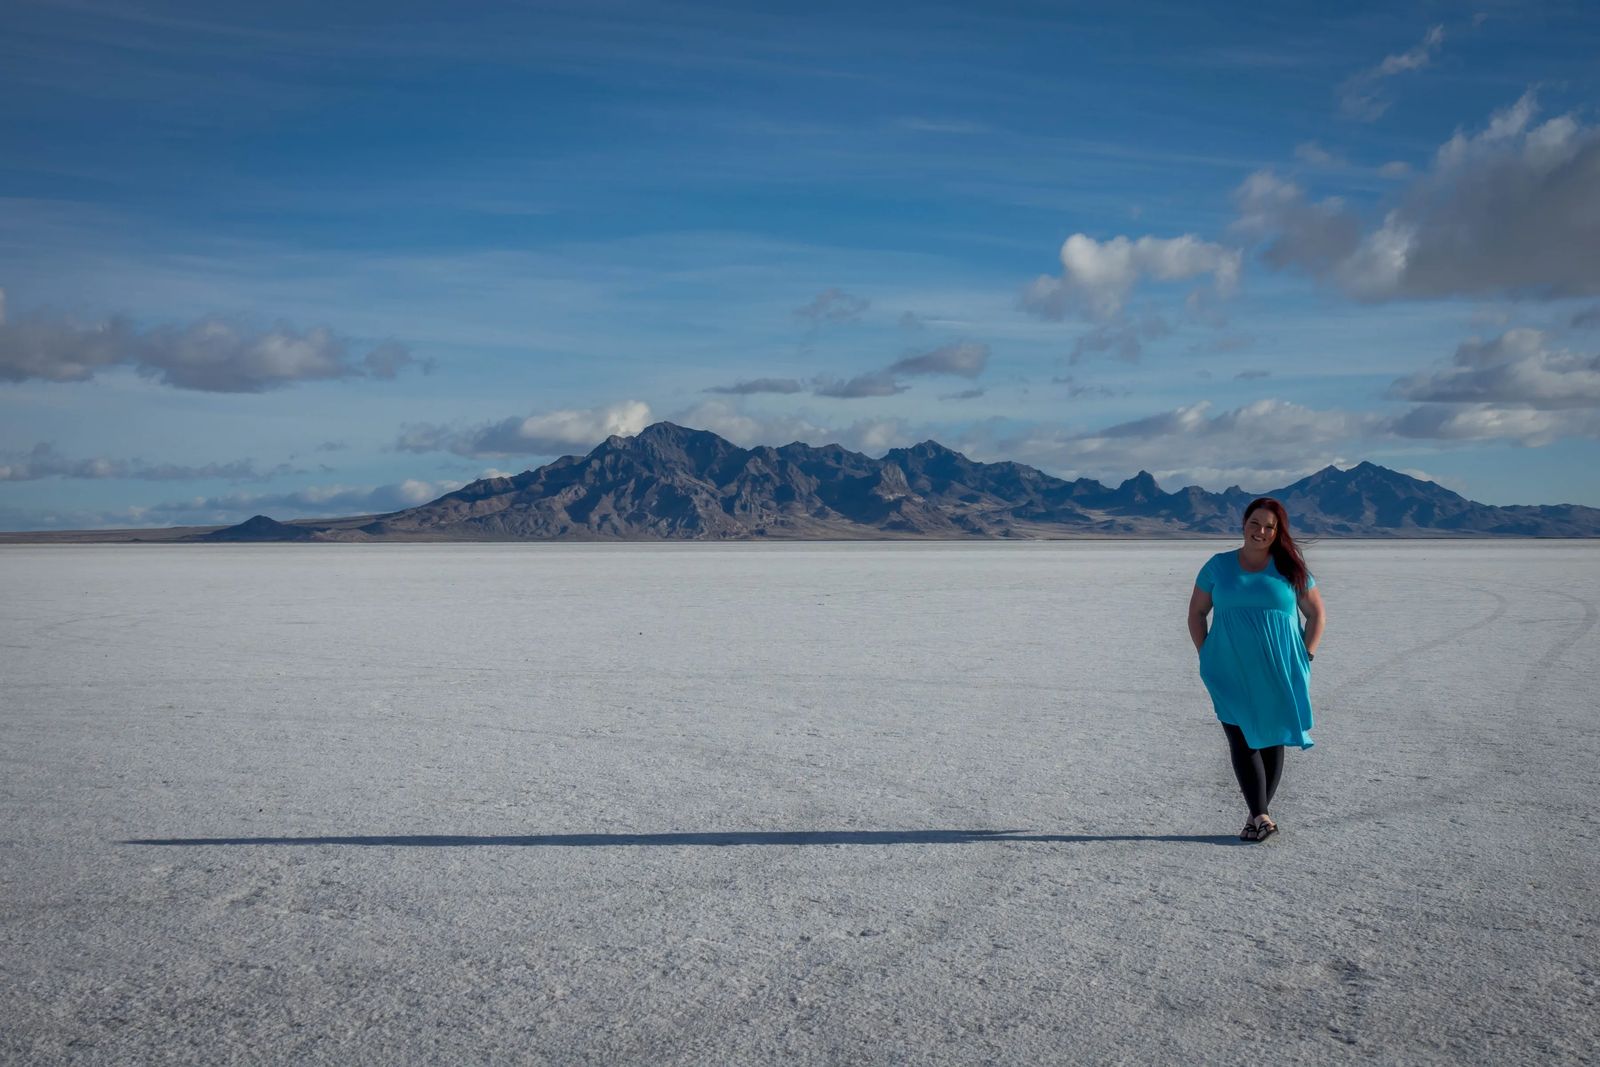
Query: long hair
[[1245, 497, 1310, 593]]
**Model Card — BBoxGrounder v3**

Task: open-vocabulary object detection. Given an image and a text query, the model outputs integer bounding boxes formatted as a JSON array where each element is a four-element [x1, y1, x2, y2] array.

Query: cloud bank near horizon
[[0, 293, 424, 393]]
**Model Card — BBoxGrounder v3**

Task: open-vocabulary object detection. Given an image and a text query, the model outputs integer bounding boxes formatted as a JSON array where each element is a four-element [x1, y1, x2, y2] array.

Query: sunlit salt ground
[[1, 541, 1596, 1064]]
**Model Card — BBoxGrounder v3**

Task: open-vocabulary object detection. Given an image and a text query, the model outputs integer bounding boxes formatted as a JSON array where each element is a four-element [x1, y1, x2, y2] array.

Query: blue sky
[[3, 0, 1599, 529]]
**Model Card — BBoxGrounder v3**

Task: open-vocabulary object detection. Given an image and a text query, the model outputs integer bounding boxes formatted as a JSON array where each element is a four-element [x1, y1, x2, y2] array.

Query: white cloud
[[396, 400, 653, 458], [841, 418, 915, 454], [1390, 328, 1600, 409], [669, 399, 833, 450], [1021, 234, 1241, 321], [1382, 328, 1600, 445], [0, 442, 286, 482], [469, 400, 654, 455], [1386, 404, 1596, 446], [393, 478, 446, 505], [1233, 171, 1363, 278], [886, 340, 989, 378], [1238, 94, 1600, 301], [1340, 24, 1445, 121], [0, 292, 422, 392]]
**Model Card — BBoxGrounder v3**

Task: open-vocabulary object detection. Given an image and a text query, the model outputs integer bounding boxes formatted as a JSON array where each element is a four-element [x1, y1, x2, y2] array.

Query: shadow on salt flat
[[122, 829, 1241, 847]]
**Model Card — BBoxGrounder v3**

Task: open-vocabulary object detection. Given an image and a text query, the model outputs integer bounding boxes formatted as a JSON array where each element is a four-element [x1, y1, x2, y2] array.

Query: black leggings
[[1221, 723, 1284, 818]]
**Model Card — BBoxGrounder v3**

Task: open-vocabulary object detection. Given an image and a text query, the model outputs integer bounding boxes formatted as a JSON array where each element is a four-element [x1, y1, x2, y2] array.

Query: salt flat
[[1, 541, 1596, 1065]]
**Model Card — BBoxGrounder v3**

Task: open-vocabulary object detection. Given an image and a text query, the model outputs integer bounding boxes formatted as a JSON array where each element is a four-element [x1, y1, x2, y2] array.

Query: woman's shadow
[[124, 829, 1244, 847]]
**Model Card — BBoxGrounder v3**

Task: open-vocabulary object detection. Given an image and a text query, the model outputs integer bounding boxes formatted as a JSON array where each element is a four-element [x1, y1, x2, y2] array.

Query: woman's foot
[[1239, 820, 1259, 841], [1250, 815, 1278, 841]]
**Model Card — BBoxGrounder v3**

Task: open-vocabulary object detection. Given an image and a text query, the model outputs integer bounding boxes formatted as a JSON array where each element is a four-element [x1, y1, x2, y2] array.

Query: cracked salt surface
[[2, 540, 1597, 1064]]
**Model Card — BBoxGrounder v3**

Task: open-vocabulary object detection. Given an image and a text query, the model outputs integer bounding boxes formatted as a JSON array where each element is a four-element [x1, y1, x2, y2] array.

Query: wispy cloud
[[1069, 316, 1171, 365], [704, 378, 807, 395], [992, 398, 1376, 489], [0, 443, 292, 483], [1293, 141, 1344, 168], [670, 398, 915, 456], [1051, 375, 1120, 400], [793, 287, 870, 325], [668, 399, 830, 451], [1339, 24, 1444, 121], [809, 339, 991, 399], [812, 372, 907, 399], [0, 291, 424, 392], [885, 340, 989, 378], [895, 117, 990, 135]]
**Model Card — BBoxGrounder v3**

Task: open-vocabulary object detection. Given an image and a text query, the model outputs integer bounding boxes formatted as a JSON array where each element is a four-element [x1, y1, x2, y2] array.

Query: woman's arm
[[1187, 585, 1213, 653], [1299, 585, 1326, 656]]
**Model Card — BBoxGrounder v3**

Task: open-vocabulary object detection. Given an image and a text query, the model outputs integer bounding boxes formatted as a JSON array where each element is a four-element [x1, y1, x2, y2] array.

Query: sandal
[[1252, 817, 1278, 842], [1239, 821, 1259, 841]]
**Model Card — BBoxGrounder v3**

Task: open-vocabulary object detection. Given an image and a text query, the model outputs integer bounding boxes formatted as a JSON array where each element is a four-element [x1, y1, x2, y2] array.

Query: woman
[[1188, 498, 1325, 842]]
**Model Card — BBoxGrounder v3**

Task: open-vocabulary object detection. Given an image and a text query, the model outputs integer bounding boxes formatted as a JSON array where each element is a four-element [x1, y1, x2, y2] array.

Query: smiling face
[[1243, 507, 1279, 550]]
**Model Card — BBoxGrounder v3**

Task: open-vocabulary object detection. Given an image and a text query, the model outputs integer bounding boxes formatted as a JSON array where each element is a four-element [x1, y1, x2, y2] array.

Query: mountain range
[[182, 421, 1600, 541]]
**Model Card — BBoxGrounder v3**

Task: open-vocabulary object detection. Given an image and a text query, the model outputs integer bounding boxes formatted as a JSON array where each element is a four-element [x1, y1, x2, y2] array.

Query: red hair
[[1245, 497, 1310, 593]]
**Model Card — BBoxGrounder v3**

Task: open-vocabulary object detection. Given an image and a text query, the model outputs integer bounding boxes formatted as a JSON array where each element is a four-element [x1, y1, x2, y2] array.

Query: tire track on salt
[[1293, 573, 1591, 1055], [1324, 574, 1595, 829], [1511, 585, 1598, 714], [1318, 573, 1508, 708]]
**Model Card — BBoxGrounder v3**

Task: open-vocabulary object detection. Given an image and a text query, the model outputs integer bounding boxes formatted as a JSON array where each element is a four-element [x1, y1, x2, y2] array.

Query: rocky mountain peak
[[1115, 470, 1163, 501], [182, 425, 1600, 541]]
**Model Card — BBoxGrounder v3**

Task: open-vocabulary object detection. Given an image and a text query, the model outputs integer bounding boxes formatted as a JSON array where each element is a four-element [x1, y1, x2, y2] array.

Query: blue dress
[[1196, 550, 1315, 750]]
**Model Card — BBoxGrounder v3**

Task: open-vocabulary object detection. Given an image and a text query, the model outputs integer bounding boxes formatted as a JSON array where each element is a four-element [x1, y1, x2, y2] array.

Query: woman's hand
[[1299, 585, 1326, 657], [1187, 585, 1213, 654]]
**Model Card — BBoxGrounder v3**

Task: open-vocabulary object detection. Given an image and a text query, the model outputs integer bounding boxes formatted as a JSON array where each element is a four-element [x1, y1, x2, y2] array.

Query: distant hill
[[218, 421, 1598, 541], [193, 514, 322, 542], [6, 421, 1593, 543]]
